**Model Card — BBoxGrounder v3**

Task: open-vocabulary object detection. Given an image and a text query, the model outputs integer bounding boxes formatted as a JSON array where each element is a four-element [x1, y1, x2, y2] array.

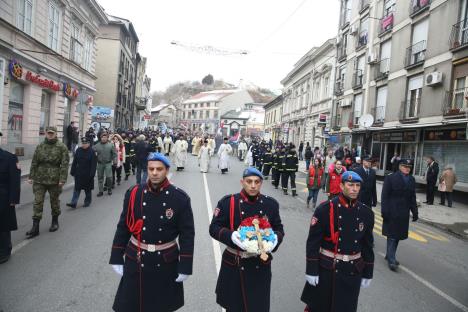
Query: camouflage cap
[[46, 126, 57, 133]]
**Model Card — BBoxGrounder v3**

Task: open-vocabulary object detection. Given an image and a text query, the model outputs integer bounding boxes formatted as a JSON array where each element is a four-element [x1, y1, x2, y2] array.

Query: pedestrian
[[301, 171, 374, 312], [209, 167, 284, 312], [424, 156, 439, 205], [26, 126, 69, 238], [111, 134, 125, 188], [163, 133, 174, 156], [94, 132, 117, 197], [109, 153, 195, 312], [298, 141, 304, 161], [191, 135, 201, 156], [71, 123, 79, 155], [85, 127, 96, 145], [305, 146, 313, 171], [174, 134, 189, 171], [325, 160, 346, 200], [334, 146, 344, 161], [282, 145, 299, 196], [354, 156, 377, 208], [208, 135, 216, 154], [261, 146, 273, 180], [66, 121, 74, 151], [66, 137, 97, 208], [306, 158, 324, 209], [134, 134, 152, 185], [238, 140, 248, 161], [438, 166, 457, 207], [0, 132, 21, 264], [217, 137, 232, 174], [381, 158, 418, 271], [272, 146, 285, 189], [198, 139, 213, 173], [122, 133, 136, 180]]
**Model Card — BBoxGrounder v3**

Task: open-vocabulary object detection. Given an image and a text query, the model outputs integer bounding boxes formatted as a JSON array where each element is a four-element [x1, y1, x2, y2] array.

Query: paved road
[[1, 155, 467, 312]]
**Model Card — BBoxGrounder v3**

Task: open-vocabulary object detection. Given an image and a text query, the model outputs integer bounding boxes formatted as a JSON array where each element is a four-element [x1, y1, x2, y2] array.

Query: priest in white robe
[[198, 139, 213, 173], [174, 135, 189, 171], [217, 137, 233, 174]]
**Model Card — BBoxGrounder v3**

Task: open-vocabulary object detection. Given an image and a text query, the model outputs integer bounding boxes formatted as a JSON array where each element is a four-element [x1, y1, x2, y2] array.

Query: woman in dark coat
[[67, 137, 97, 208]]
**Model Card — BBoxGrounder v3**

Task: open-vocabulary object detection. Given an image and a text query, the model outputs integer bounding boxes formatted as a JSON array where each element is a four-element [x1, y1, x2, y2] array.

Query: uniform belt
[[130, 236, 177, 252], [320, 248, 361, 262], [98, 161, 112, 164], [226, 246, 258, 259]]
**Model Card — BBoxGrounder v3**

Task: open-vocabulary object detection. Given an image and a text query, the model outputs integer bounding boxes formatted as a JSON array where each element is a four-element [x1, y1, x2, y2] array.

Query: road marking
[[296, 181, 306, 186], [377, 252, 468, 312], [296, 196, 306, 204], [11, 238, 34, 254]]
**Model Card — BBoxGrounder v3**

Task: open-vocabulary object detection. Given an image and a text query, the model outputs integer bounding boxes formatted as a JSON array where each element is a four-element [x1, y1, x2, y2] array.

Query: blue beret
[[243, 167, 263, 180], [341, 171, 363, 183], [147, 152, 171, 168]]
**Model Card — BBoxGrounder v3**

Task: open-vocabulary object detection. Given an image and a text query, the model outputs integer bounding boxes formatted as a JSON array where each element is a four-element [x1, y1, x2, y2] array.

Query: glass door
[[8, 82, 24, 144]]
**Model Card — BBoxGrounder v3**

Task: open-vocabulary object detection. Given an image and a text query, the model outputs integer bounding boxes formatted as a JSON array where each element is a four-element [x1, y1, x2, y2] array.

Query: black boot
[[125, 175, 129, 181], [283, 189, 288, 195], [0, 255, 10, 264], [97, 192, 104, 197], [26, 219, 40, 239], [292, 190, 297, 197], [66, 202, 76, 209], [49, 216, 59, 232]]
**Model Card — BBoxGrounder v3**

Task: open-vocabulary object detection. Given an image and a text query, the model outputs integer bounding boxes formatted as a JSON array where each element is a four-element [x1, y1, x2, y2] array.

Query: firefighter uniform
[[261, 149, 273, 180], [282, 150, 298, 196], [272, 150, 285, 189], [123, 137, 136, 179]]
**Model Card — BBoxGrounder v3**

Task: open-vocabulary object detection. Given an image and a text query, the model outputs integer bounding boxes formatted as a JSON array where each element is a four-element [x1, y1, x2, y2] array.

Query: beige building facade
[[264, 95, 283, 142]]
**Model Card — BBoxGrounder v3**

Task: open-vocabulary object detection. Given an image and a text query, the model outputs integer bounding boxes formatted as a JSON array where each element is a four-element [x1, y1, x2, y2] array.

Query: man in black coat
[[424, 156, 439, 205], [134, 135, 153, 185], [354, 156, 377, 208], [0, 132, 21, 264], [66, 137, 97, 208], [110, 153, 195, 312], [381, 158, 418, 271], [209, 167, 284, 312]]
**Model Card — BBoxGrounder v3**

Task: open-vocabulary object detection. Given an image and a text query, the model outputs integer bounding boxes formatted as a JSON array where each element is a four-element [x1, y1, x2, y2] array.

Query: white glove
[[112, 264, 123, 276], [361, 278, 372, 288], [306, 275, 319, 286], [231, 231, 247, 250], [175, 274, 189, 283], [271, 234, 279, 251]]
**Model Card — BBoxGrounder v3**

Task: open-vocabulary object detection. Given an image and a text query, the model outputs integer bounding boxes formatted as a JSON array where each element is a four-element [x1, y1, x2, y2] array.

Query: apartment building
[[134, 54, 152, 129], [264, 95, 283, 142], [0, 0, 107, 158]]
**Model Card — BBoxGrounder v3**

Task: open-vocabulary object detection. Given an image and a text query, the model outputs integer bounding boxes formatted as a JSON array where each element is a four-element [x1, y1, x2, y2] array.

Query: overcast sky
[[96, 0, 340, 93]]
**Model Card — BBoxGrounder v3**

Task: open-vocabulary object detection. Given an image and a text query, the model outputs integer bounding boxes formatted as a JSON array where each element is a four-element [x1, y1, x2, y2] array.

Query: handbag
[[438, 181, 446, 192]]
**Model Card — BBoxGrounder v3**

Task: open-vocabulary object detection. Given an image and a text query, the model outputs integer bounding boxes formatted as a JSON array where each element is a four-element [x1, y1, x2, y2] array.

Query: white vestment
[[163, 137, 174, 155], [198, 145, 213, 173], [174, 140, 188, 168], [217, 143, 232, 170]]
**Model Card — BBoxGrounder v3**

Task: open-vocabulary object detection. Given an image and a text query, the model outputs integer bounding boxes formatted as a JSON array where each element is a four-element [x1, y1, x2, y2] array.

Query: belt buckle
[[342, 255, 349, 262], [148, 244, 156, 252]]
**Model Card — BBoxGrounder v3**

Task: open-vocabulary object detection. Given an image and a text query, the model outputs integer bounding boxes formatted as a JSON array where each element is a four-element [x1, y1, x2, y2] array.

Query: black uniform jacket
[[70, 147, 97, 191], [354, 166, 377, 207], [301, 194, 374, 312], [110, 179, 195, 312], [381, 172, 418, 240], [0, 149, 21, 231], [262, 152, 273, 166], [209, 191, 285, 312], [283, 152, 298, 171]]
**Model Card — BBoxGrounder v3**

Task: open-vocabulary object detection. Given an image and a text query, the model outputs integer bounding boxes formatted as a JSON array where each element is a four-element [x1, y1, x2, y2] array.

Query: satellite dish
[[359, 114, 374, 128]]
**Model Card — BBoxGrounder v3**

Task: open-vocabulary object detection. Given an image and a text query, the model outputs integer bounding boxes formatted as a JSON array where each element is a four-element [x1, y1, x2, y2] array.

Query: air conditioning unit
[[350, 25, 359, 35], [425, 72, 443, 86], [367, 52, 378, 64], [340, 99, 352, 107]]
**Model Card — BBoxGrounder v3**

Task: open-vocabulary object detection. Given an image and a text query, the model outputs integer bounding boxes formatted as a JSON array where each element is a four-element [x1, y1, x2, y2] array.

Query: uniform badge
[[213, 207, 220, 217], [165, 208, 174, 219], [311, 217, 318, 226], [359, 222, 364, 232]]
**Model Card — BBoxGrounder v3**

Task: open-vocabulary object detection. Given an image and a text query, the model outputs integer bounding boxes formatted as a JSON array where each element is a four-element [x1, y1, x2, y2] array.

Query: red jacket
[[327, 168, 346, 194], [308, 166, 324, 188]]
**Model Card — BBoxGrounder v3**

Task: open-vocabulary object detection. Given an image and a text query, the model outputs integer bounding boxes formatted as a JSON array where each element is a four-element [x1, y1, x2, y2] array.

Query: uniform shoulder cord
[[325, 200, 340, 255], [229, 194, 241, 261]]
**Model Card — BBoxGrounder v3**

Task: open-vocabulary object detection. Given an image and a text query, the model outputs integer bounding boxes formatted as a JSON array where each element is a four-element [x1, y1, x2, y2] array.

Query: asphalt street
[[1, 155, 467, 312]]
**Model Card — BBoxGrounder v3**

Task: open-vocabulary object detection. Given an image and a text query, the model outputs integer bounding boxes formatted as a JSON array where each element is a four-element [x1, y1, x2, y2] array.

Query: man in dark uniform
[[0, 132, 21, 264], [122, 133, 136, 180], [282, 145, 299, 196], [301, 171, 374, 312], [251, 142, 260, 170], [381, 158, 418, 271], [354, 156, 377, 208], [272, 146, 285, 189], [261, 146, 273, 180], [110, 153, 195, 312], [424, 156, 439, 205], [209, 167, 285, 312]]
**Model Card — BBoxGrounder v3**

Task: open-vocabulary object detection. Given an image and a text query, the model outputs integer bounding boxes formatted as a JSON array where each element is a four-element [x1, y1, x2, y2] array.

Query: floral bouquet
[[238, 216, 277, 260]]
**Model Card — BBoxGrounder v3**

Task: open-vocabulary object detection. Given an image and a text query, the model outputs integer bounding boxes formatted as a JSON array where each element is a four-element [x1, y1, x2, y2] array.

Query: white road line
[[11, 238, 34, 254], [296, 196, 306, 204], [377, 252, 468, 312]]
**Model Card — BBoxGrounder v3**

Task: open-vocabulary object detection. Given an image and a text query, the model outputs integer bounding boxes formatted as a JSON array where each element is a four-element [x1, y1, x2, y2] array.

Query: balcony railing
[[405, 40, 426, 69], [335, 81, 344, 96], [359, 0, 370, 13], [337, 44, 347, 62], [379, 13, 394, 35], [332, 114, 342, 130], [352, 70, 364, 89], [449, 19, 468, 50], [443, 88, 468, 117], [400, 98, 421, 123], [357, 31, 368, 49], [371, 106, 385, 124], [374, 58, 390, 81], [410, 0, 431, 17]]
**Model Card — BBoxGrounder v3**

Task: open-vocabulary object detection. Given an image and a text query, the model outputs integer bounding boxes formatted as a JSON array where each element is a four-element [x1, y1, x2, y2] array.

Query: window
[[375, 86, 387, 122], [353, 94, 363, 125], [40, 91, 51, 135], [48, 1, 61, 51], [83, 33, 93, 71], [324, 76, 330, 97], [214, 110, 219, 118], [358, 16, 369, 48], [384, 0, 396, 16], [453, 77, 466, 109], [341, 0, 352, 26], [17, 0, 33, 35], [70, 22, 82, 64], [407, 19, 428, 66], [406, 75, 423, 118], [8, 81, 24, 144], [205, 110, 210, 119]]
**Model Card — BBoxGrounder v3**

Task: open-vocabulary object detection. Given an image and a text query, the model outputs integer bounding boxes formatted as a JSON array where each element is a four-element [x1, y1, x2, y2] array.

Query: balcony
[[335, 81, 344, 96], [337, 43, 347, 62], [352, 70, 364, 89], [359, 0, 370, 13], [332, 114, 342, 130], [371, 106, 385, 125], [399, 98, 421, 123], [356, 31, 368, 50], [449, 19, 468, 51], [443, 89, 468, 118], [410, 0, 431, 18], [379, 13, 394, 36], [405, 40, 426, 69], [374, 58, 390, 81]]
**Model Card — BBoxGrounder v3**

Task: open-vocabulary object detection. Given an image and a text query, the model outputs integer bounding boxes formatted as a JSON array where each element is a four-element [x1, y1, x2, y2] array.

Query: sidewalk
[[297, 161, 468, 240]]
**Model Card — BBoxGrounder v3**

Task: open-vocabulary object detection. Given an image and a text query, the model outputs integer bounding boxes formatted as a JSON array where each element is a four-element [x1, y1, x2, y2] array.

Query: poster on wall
[[91, 106, 114, 122]]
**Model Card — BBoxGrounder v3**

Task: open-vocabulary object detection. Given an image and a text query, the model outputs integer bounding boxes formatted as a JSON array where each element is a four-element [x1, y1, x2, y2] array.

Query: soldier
[[122, 133, 136, 180], [381, 158, 418, 271], [26, 126, 69, 238], [272, 146, 285, 189], [354, 156, 377, 208], [94, 132, 117, 197], [66, 137, 97, 208], [109, 153, 195, 312], [261, 146, 273, 180], [209, 167, 284, 312], [0, 132, 21, 264], [282, 145, 299, 196], [301, 171, 374, 312]]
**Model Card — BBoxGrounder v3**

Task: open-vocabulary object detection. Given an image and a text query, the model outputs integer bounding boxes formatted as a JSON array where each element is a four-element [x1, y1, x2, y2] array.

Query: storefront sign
[[373, 130, 418, 142], [8, 59, 23, 79], [63, 82, 79, 100], [424, 128, 466, 141], [25, 71, 60, 92], [318, 114, 327, 125], [144, 114, 151, 120]]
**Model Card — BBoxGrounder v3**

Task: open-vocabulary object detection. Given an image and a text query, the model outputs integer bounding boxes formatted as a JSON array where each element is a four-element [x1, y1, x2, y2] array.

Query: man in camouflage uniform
[[94, 132, 117, 197], [26, 126, 69, 238]]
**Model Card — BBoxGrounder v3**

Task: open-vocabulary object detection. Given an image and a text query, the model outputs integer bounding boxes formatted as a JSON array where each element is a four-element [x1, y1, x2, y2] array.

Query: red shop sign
[[25, 71, 61, 92]]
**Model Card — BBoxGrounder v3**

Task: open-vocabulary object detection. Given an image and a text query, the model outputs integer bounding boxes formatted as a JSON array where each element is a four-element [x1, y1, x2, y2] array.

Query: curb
[[16, 183, 75, 210], [417, 218, 468, 242]]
